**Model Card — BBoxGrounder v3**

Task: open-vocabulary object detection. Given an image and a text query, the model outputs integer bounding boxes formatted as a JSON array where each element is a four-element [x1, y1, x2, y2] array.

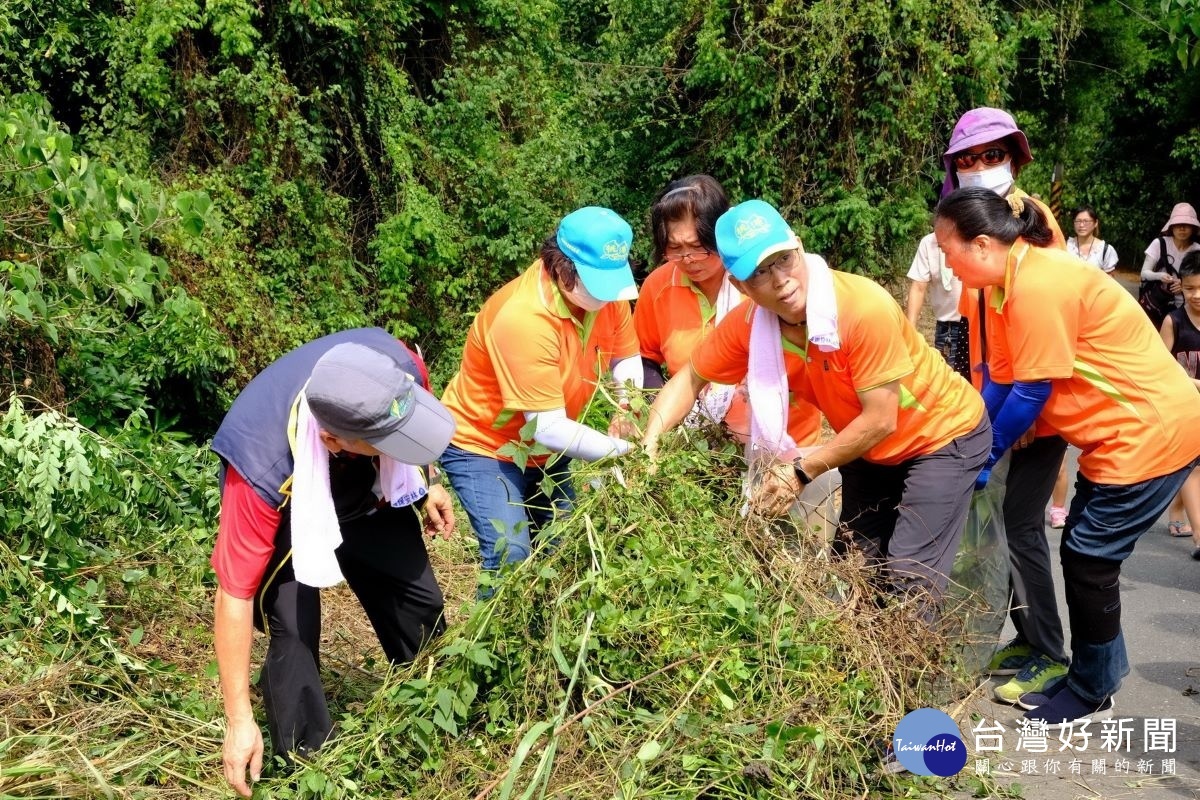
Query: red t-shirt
[[211, 466, 282, 599]]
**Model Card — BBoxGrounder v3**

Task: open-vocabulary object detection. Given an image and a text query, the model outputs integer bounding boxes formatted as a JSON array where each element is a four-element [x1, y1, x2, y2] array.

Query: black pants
[[1002, 435, 1069, 663], [253, 504, 446, 756]]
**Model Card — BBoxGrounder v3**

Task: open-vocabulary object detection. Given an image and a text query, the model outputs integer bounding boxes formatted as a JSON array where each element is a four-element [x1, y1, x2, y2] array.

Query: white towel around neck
[[801, 253, 840, 353], [740, 253, 840, 512], [290, 390, 428, 588]]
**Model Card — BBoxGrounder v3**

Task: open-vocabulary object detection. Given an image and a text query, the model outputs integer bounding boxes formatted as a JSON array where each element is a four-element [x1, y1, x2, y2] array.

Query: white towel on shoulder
[[290, 390, 428, 588], [740, 253, 842, 514], [802, 253, 840, 353]]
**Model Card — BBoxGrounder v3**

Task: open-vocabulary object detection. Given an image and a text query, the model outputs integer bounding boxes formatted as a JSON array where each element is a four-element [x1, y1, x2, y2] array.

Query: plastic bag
[[947, 455, 1012, 674]]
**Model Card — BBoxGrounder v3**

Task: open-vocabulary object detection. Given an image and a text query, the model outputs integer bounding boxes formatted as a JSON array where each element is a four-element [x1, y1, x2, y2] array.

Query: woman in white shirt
[[1139, 202, 1200, 329], [904, 232, 969, 381], [1066, 206, 1118, 273]]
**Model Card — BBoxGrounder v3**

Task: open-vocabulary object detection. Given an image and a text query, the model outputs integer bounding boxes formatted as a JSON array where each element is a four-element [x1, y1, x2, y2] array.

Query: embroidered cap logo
[[734, 214, 771, 244], [389, 382, 415, 419], [602, 239, 630, 261]]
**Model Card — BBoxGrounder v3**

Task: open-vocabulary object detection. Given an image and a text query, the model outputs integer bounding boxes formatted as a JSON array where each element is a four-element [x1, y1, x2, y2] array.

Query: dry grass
[[0, 416, 1005, 799]]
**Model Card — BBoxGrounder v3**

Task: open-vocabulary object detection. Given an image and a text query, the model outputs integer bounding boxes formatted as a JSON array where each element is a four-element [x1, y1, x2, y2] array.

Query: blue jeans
[[1061, 459, 1197, 702], [439, 444, 575, 571]]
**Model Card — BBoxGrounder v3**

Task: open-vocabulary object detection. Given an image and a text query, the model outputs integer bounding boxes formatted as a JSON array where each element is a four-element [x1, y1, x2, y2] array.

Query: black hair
[[649, 174, 730, 265], [540, 235, 579, 291], [1179, 250, 1200, 280], [1072, 205, 1099, 224], [935, 187, 1055, 247]]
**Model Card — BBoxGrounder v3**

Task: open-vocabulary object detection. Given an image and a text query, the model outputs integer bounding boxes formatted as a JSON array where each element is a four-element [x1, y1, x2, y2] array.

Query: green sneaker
[[986, 639, 1034, 676], [994, 655, 1068, 704]]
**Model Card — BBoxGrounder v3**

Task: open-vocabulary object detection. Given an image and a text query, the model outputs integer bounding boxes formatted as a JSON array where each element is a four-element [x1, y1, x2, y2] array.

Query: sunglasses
[[952, 147, 1009, 170]]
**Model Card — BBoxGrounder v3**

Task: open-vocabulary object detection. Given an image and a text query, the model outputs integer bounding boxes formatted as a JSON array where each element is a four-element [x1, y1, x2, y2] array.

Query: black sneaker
[[1016, 675, 1068, 711], [1022, 685, 1113, 731]]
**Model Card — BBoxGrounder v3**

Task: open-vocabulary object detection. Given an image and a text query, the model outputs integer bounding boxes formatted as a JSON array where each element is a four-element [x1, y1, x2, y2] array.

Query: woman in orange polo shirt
[[934, 186, 1200, 732], [440, 207, 642, 575], [644, 199, 989, 608], [635, 174, 820, 447]]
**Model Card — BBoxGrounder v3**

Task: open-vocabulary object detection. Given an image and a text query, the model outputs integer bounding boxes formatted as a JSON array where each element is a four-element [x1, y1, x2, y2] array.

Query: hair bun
[[1006, 194, 1025, 218]]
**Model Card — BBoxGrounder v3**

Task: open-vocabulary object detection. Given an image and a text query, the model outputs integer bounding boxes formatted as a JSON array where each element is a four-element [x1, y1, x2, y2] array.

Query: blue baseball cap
[[715, 199, 801, 280], [556, 207, 638, 302]]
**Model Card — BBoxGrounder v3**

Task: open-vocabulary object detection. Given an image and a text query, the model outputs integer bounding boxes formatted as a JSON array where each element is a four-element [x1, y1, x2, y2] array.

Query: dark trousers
[[253, 504, 446, 756], [934, 319, 971, 384], [1059, 460, 1195, 702], [1002, 435, 1069, 663], [836, 415, 990, 604]]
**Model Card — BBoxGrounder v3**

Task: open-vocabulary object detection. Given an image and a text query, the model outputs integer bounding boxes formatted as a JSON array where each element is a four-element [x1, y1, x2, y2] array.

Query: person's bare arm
[[905, 280, 929, 329], [750, 382, 898, 516], [1161, 314, 1177, 352], [795, 381, 899, 479], [643, 363, 708, 457], [214, 587, 262, 798]]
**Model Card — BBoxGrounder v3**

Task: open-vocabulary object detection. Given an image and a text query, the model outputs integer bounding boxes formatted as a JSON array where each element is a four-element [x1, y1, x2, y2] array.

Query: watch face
[[793, 464, 812, 485]]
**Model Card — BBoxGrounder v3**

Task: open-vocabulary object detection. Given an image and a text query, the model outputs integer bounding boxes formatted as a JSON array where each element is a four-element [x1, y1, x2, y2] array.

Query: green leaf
[[6, 288, 33, 322], [636, 740, 662, 762], [722, 592, 747, 615], [498, 721, 554, 800], [182, 215, 205, 236]]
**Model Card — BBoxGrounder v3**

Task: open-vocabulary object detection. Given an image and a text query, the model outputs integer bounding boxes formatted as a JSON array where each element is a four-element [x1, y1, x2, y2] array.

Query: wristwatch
[[427, 465, 443, 486], [792, 458, 813, 487]]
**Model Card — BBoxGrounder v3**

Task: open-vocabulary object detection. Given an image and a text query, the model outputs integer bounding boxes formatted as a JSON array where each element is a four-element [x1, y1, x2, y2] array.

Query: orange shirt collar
[[996, 241, 1031, 313]]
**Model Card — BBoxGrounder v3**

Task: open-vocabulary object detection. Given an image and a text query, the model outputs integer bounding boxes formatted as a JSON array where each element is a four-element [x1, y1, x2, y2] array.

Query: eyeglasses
[[663, 249, 713, 265], [744, 250, 795, 286], [952, 147, 1009, 170]]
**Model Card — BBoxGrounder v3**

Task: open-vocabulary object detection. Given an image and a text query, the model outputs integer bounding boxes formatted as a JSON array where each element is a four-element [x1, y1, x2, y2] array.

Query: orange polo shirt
[[441, 261, 640, 463], [634, 264, 819, 445], [985, 243, 1200, 483], [692, 273, 984, 465]]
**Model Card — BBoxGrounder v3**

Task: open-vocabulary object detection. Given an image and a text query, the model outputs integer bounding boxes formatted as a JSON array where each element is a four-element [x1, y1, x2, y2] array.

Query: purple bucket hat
[[941, 107, 1033, 197]]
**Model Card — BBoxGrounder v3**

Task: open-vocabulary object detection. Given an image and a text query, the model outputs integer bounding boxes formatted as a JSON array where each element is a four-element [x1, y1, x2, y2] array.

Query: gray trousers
[[1002, 435, 1069, 663], [836, 415, 991, 603]]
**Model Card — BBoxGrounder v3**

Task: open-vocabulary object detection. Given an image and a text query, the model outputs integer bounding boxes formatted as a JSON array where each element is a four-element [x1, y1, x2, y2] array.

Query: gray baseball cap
[[306, 342, 455, 465]]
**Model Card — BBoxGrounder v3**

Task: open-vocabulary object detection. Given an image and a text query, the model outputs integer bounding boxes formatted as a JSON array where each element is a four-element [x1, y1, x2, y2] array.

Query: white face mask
[[957, 162, 1013, 196], [563, 280, 606, 312]]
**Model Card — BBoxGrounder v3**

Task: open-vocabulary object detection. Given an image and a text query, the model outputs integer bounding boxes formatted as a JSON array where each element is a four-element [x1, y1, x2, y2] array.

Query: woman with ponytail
[[934, 186, 1200, 732]]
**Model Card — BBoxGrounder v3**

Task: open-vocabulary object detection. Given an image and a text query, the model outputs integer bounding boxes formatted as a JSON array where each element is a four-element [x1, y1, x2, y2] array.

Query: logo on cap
[[390, 395, 412, 419], [734, 214, 771, 243], [602, 239, 630, 262]]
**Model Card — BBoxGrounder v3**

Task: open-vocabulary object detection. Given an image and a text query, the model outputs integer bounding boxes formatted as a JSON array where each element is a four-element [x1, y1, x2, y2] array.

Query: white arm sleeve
[[611, 355, 644, 391], [524, 408, 632, 461], [1141, 250, 1170, 281]]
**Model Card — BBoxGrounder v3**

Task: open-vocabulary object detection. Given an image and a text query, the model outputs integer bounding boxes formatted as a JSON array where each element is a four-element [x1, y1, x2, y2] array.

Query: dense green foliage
[[10, 0, 1196, 410], [1, 0, 1198, 796]]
